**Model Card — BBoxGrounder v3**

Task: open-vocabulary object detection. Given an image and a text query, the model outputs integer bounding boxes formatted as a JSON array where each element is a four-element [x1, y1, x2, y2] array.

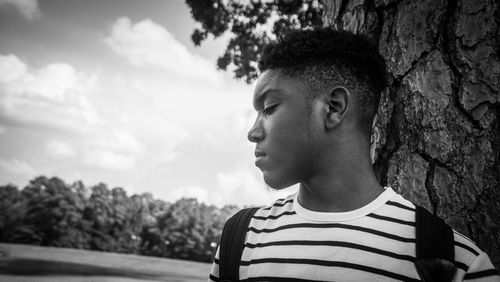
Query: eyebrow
[[253, 89, 283, 110]]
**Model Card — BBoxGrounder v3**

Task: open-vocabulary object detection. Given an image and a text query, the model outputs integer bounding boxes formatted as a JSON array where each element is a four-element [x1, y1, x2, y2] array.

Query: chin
[[262, 172, 296, 190]]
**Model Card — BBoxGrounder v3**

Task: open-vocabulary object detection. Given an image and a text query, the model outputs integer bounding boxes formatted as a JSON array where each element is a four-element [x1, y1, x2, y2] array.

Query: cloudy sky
[[0, 0, 297, 206]]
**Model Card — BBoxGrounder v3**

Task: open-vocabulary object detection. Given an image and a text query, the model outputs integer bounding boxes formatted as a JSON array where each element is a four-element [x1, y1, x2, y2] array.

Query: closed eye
[[263, 104, 278, 115]]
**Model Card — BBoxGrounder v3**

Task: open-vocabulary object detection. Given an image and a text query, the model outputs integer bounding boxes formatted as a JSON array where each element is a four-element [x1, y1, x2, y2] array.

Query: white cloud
[[0, 54, 27, 83], [0, 54, 99, 131], [0, 158, 36, 175], [5, 63, 85, 100], [104, 17, 221, 84], [213, 170, 298, 207], [0, 53, 189, 177], [120, 110, 189, 164], [213, 170, 271, 206], [46, 139, 75, 159], [0, 0, 40, 21], [83, 149, 136, 171], [165, 185, 210, 204], [87, 129, 144, 155], [166, 169, 298, 207], [82, 74, 190, 164], [204, 109, 255, 152]]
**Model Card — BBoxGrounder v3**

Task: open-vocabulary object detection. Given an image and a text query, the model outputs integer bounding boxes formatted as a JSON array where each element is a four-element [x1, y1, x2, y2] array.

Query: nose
[[247, 117, 264, 143]]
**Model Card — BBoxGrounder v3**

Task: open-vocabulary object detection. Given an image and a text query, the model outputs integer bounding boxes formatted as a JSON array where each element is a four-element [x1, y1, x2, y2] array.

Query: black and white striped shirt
[[209, 188, 499, 281]]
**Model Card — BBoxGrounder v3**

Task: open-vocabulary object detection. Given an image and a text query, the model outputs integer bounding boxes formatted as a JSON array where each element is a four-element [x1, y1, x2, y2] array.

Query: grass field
[[0, 243, 212, 282]]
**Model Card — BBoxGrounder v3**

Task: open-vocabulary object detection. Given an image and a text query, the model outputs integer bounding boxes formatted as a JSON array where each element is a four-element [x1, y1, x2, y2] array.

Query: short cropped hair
[[258, 28, 387, 139]]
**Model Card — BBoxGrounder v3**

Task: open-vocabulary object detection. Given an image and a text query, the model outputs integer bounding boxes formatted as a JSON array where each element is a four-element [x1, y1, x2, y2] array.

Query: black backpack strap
[[415, 205, 457, 282], [219, 207, 259, 282]]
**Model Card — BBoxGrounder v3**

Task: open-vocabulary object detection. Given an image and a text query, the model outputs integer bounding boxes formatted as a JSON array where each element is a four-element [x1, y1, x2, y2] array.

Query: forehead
[[253, 70, 303, 108]]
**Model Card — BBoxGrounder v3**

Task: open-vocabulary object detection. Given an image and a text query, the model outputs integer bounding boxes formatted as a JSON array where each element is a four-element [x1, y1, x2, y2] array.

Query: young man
[[209, 28, 499, 281]]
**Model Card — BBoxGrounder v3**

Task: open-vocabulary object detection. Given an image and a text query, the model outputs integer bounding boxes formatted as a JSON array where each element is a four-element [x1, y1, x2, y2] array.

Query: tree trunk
[[322, 0, 500, 270]]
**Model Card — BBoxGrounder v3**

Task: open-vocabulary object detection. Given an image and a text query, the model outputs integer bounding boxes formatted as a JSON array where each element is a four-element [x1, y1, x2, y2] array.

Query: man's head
[[248, 28, 387, 189], [258, 28, 387, 138]]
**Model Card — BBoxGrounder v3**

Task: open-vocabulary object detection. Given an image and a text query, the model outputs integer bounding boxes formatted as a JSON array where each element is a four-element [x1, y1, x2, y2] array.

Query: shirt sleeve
[[462, 252, 500, 281], [208, 247, 220, 282]]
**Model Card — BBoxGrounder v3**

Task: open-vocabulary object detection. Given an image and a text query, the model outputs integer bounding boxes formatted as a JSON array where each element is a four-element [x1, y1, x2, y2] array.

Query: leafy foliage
[[0, 176, 242, 263], [186, 0, 324, 83]]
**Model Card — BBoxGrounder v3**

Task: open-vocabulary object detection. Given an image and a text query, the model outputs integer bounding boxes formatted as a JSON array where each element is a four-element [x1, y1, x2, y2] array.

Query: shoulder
[[384, 189, 416, 210], [453, 230, 483, 269], [453, 231, 500, 280], [252, 193, 296, 219], [224, 193, 296, 226], [378, 188, 416, 218], [387, 187, 498, 276]]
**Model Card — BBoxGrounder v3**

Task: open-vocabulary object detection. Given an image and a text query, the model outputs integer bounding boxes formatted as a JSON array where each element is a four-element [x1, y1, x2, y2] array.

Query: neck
[[298, 140, 384, 212]]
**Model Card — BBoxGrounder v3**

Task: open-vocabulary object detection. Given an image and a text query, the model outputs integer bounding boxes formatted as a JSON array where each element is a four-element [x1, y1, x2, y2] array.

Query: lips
[[254, 150, 266, 167], [254, 150, 266, 158]]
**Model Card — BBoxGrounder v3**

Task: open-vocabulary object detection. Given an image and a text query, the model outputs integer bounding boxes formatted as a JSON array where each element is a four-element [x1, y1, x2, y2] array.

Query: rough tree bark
[[322, 0, 500, 270]]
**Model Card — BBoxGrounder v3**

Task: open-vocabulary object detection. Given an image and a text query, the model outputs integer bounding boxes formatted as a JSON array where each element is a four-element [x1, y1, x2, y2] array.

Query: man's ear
[[325, 86, 349, 130]]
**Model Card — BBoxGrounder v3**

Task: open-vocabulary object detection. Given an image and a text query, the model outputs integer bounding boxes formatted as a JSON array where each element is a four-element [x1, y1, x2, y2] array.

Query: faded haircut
[[258, 28, 387, 139]]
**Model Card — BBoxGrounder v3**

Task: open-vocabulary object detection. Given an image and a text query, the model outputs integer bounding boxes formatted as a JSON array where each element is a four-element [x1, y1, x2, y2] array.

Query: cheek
[[267, 118, 299, 147], [269, 114, 311, 153]]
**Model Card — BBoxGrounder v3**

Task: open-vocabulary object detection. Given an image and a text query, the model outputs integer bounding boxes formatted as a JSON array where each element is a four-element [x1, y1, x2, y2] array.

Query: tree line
[[0, 176, 240, 263]]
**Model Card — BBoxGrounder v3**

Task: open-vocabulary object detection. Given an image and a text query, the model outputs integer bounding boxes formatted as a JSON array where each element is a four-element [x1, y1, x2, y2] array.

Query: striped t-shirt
[[209, 188, 499, 281]]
